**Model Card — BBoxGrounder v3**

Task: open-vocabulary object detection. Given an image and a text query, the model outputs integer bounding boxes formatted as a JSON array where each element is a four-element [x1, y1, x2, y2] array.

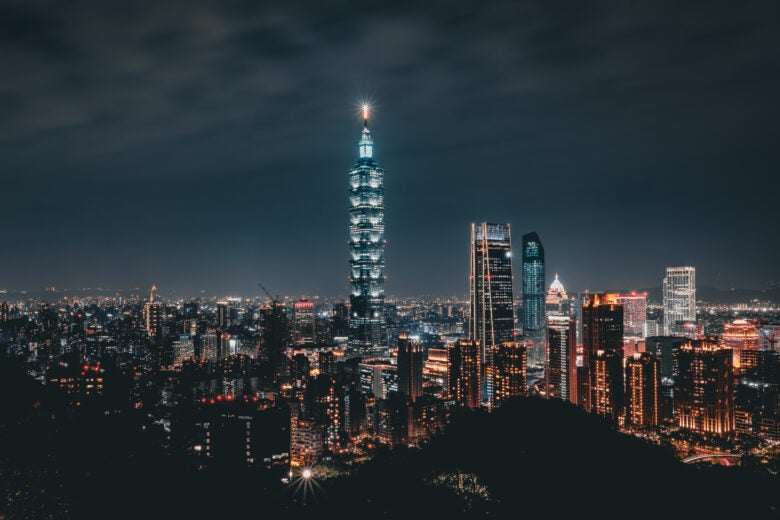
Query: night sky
[[2, 1, 779, 298]]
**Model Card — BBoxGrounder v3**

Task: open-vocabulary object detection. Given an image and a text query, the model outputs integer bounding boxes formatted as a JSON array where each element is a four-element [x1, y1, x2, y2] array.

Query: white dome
[[549, 274, 565, 294]]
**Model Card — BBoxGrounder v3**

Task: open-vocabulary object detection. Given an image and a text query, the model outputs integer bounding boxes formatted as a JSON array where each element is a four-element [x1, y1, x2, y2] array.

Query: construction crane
[[257, 282, 280, 306]]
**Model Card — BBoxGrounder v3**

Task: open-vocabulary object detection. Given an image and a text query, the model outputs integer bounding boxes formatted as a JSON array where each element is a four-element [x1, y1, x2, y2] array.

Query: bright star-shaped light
[[356, 99, 375, 121]]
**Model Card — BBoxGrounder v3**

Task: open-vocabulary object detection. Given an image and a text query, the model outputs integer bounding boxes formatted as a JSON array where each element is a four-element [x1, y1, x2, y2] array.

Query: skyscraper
[[616, 292, 647, 338], [590, 349, 623, 424], [663, 266, 696, 336], [675, 338, 734, 437], [582, 294, 624, 413], [546, 314, 576, 403], [397, 332, 424, 403], [469, 222, 515, 366], [143, 285, 163, 339], [522, 232, 545, 334], [545, 274, 570, 317], [624, 352, 660, 429], [348, 108, 386, 353], [448, 339, 481, 409], [490, 341, 527, 408], [292, 298, 315, 346], [216, 302, 229, 329]]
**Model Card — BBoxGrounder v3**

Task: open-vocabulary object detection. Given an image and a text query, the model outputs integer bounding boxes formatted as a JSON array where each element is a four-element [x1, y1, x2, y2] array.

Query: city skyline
[[4, 2, 780, 518], [2, 1, 780, 297]]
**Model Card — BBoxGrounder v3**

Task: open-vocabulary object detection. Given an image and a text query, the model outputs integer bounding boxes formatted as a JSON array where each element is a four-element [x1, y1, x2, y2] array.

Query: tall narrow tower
[[521, 232, 545, 334], [348, 107, 386, 353]]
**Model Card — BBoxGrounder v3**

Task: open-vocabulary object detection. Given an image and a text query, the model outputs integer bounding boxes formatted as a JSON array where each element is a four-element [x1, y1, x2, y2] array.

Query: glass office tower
[[522, 232, 545, 333], [469, 222, 516, 366], [348, 113, 386, 352]]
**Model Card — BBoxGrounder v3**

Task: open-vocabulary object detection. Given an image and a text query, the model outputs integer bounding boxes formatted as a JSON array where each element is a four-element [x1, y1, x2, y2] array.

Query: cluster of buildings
[[2, 112, 780, 476]]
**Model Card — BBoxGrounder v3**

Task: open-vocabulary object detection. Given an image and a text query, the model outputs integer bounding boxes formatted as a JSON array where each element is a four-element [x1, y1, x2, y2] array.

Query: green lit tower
[[348, 106, 386, 353]]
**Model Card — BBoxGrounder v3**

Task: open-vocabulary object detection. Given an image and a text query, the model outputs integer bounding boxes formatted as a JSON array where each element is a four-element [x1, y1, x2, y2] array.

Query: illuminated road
[[680, 453, 742, 464]]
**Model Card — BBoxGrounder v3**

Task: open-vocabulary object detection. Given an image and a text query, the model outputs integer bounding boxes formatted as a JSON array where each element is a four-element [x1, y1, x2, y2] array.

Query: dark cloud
[[1, 0, 779, 296]]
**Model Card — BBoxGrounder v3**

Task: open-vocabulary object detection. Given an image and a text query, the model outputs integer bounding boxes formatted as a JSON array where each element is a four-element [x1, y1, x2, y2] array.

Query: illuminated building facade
[[187, 401, 263, 467], [292, 298, 315, 346], [200, 330, 218, 361], [582, 294, 624, 412], [290, 402, 324, 468], [663, 266, 696, 336], [740, 349, 780, 384], [546, 314, 576, 402], [143, 296, 163, 339], [359, 361, 397, 399], [616, 292, 647, 338], [624, 352, 660, 428], [545, 274, 570, 317], [522, 232, 545, 334], [721, 319, 761, 373], [46, 362, 105, 405], [216, 302, 229, 329], [423, 348, 449, 396], [590, 349, 624, 424], [397, 332, 424, 402], [318, 351, 337, 376], [675, 339, 734, 437], [172, 335, 195, 367], [469, 223, 515, 366], [490, 341, 527, 408], [348, 111, 386, 352], [448, 339, 481, 408]]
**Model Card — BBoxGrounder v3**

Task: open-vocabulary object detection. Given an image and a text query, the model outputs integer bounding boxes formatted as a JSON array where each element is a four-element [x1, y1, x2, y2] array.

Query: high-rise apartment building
[[448, 339, 481, 409], [172, 335, 195, 367], [348, 109, 386, 352], [216, 302, 229, 329], [546, 314, 577, 403], [292, 298, 315, 346], [675, 338, 734, 437], [397, 332, 424, 403], [490, 342, 527, 408], [590, 349, 624, 424], [617, 292, 647, 338], [624, 352, 660, 428], [663, 266, 696, 336], [582, 294, 624, 413]]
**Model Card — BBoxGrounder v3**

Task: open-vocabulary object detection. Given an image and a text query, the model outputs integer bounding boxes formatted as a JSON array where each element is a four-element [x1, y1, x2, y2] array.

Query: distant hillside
[[619, 286, 780, 305]]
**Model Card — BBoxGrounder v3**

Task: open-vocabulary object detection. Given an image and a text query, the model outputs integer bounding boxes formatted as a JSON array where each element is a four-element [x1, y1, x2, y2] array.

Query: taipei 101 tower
[[347, 106, 386, 353]]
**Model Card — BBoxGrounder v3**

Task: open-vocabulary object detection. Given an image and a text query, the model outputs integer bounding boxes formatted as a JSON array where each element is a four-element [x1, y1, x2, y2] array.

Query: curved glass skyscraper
[[348, 111, 386, 352], [522, 232, 545, 335]]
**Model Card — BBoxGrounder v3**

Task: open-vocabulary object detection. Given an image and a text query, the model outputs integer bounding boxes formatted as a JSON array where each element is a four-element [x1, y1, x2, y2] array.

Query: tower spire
[[358, 108, 374, 160]]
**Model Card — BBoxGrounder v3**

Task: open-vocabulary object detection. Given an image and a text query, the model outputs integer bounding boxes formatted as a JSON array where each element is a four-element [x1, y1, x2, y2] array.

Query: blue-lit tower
[[348, 107, 386, 353], [522, 232, 545, 334]]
